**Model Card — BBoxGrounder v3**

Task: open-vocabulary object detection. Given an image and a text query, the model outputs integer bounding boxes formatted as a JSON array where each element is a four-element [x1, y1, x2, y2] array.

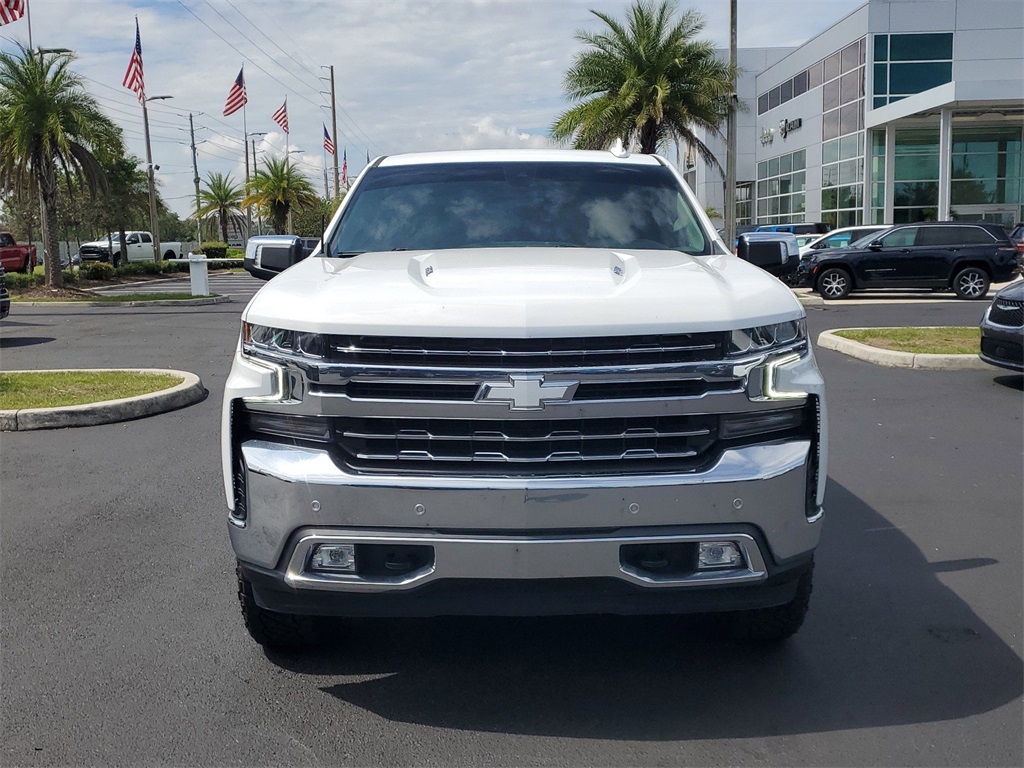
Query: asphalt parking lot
[[1, 279, 1021, 767]]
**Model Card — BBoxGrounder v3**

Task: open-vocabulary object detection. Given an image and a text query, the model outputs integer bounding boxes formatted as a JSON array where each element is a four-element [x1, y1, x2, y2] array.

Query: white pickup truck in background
[[78, 231, 184, 264]]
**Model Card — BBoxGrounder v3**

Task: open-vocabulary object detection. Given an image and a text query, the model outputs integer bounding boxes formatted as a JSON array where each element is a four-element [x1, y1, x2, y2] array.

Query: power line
[[174, 0, 321, 109], [200, 0, 324, 98]]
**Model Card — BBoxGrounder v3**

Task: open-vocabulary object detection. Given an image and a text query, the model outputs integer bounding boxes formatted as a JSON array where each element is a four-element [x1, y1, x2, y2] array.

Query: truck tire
[[236, 565, 315, 649], [725, 564, 813, 643]]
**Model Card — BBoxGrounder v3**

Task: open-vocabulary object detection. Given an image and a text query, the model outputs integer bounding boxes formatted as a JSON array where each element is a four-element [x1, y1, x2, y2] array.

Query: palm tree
[[242, 157, 318, 235], [0, 46, 122, 287], [550, 0, 734, 162], [197, 172, 244, 243]]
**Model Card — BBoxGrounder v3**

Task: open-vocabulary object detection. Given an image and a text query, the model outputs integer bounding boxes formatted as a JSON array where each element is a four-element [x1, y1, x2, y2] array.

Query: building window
[[950, 126, 1024, 208], [756, 149, 806, 224], [821, 132, 865, 227], [757, 38, 864, 115], [893, 128, 939, 223], [872, 33, 953, 108], [736, 182, 753, 225]]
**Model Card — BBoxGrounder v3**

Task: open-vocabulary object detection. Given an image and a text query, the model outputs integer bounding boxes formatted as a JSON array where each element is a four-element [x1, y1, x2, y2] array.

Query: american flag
[[223, 67, 247, 117], [122, 18, 145, 103], [272, 99, 289, 134], [0, 0, 25, 26], [341, 148, 347, 186], [323, 124, 335, 155]]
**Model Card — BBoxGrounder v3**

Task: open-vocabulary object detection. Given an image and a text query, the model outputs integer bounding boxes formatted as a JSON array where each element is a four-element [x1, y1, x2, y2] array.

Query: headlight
[[242, 322, 326, 359], [728, 319, 806, 356]]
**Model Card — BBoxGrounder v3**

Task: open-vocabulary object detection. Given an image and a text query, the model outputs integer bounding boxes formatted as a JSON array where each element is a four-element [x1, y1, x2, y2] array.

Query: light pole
[[143, 94, 173, 263], [244, 132, 267, 244]]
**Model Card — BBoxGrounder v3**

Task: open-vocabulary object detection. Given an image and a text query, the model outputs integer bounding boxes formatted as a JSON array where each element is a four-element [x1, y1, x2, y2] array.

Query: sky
[[1, 0, 866, 219]]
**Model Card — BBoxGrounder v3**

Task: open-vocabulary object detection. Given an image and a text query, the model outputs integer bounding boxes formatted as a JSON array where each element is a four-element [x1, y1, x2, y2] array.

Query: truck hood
[[243, 248, 804, 336]]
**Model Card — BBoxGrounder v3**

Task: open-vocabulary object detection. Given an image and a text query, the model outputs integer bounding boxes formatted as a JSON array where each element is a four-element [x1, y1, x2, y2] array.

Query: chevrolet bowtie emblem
[[476, 374, 579, 411]]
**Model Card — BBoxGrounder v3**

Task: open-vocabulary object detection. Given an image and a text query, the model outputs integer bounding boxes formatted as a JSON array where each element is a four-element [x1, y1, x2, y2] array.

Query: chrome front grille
[[989, 299, 1023, 328], [335, 414, 719, 473], [325, 333, 726, 368]]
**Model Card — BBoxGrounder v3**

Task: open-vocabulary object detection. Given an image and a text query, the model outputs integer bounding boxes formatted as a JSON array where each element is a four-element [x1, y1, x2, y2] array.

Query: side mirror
[[126, 236, 139, 244], [243, 235, 311, 281], [868, 241, 882, 250]]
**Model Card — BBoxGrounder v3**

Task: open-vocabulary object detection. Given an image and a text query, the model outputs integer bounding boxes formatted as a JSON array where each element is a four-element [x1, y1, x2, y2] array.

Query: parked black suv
[[794, 221, 1020, 300]]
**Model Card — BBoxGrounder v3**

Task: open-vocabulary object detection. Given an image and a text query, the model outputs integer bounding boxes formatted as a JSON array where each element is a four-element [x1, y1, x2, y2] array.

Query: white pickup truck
[[223, 149, 828, 649], [78, 231, 183, 264]]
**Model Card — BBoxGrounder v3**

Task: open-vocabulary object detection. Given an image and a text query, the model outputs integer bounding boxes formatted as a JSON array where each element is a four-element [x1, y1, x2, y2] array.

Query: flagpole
[[25, 0, 32, 48], [242, 97, 250, 246]]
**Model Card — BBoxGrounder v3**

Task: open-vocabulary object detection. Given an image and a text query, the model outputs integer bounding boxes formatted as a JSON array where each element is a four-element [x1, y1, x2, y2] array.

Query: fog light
[[698, 541, 744, 569], [311, 543, 356, 572]]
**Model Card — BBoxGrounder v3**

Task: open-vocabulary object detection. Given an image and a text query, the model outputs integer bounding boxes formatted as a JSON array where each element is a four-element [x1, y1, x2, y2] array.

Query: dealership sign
[[779, 117, 803, 139]]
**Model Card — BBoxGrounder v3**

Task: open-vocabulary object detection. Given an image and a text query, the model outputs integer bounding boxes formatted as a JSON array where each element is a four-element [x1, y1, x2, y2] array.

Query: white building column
[[937, 107, 953, 221], [884, 123, 896, 223]]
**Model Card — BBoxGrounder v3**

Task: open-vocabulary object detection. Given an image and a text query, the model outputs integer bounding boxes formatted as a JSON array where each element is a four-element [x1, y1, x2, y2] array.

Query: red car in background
[[0, 231, 37, 273]]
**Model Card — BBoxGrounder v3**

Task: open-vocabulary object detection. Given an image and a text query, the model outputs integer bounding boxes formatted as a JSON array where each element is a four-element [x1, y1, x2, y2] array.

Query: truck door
[[858, 226, 918, 285]]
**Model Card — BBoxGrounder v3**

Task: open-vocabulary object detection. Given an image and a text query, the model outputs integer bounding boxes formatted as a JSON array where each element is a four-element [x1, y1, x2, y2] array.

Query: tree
[[242, 157, 319, 235], [197, 172, 244, 243], [0, 46, 122, 287], [290, 194, 345, 238], [550, 0, 734, 161], [92, 154, 150, 265]]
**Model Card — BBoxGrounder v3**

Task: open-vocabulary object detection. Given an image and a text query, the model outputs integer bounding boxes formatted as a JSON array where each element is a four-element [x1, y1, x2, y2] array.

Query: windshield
[[329, 161, 710, 256]]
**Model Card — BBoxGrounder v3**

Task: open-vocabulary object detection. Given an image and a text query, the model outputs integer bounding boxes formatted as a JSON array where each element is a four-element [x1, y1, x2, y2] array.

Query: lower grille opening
[[354, 544, 434, 578], [620, 543, 697, 578]]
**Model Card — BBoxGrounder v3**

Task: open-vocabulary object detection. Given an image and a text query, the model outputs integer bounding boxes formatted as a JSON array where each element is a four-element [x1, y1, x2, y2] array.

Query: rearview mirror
[[244, 236, 312, 281]]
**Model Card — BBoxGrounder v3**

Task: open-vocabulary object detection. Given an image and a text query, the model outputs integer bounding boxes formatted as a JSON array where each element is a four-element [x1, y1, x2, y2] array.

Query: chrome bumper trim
[[242, 439, 811, 490], [283, 529, 768, 592]]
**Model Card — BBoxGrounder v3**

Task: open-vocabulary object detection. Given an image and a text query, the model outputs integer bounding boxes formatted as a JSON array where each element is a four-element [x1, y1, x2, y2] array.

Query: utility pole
[[190, 113, 202, 249], [142, 95, 172, 262], [252, 139, 262, 235], [328, 65, 340, 199], [724, 0, 738, 251]]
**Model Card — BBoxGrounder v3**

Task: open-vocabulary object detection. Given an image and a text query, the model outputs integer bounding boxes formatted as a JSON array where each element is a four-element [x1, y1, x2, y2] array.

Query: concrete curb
[[13, 295, 230, 307], [817, 329, 991, 370], [795, 292, 825, 307], [0, 369, 206, 431]]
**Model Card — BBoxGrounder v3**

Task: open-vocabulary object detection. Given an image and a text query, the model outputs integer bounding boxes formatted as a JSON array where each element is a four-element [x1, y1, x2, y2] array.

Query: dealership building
[[689, 0, 1024, 229]]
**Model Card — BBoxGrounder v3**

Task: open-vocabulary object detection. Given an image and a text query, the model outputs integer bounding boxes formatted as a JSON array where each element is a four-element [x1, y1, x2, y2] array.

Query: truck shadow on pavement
[[270, 481, 1023, 739], [0, 335, 55, 349]]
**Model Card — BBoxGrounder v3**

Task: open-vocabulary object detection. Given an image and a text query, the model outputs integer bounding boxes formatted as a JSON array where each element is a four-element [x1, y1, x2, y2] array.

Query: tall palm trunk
[[639, 120, 660, 154], [38, 155, 63, 288], [220, 208, 229, 243]]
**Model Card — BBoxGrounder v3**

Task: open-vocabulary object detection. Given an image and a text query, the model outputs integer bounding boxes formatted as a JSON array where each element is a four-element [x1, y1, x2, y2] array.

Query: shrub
[[161, 261, 184, 274], [138, 261, 163, 275], [200, 241, 228, 258], [62, 270, 77, 284], [82, 261, 116, 281], [226, 247, 244, 259], [5, 272, 43, 290], [116, 263, 145, 277]]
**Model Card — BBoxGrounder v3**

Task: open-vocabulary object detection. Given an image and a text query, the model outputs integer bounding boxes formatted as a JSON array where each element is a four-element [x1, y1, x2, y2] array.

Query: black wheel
[[816, 267, 852, 299], [952, 267, 990, 300], [163, 250, 177, 261], [725, 564, 813, 643], [236, 565, 315, 649]]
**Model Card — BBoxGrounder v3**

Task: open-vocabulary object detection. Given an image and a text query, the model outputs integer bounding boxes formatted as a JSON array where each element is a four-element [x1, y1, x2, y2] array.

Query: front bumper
[[980, 315, 1024, 371], [230, 437, 821, 615], [0, 289, 9, 319]]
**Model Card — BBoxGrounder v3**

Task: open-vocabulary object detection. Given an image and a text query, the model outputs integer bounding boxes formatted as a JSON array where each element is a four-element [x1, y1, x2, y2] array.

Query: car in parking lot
[[980, 280, 1024, 371], [798, 225, 890, 258], [755, 223, 831, 236], [793, 221, 1020, 300]]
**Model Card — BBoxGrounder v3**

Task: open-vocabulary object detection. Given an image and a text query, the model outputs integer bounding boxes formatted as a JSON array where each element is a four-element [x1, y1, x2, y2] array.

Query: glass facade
[[950, 126, 1023, 207], [756, 150, 806, 224], [821, 133, 865, 227], [872, 33, 953, 108], [757, 39, 864, 116], [892, 129, 940, 223]]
